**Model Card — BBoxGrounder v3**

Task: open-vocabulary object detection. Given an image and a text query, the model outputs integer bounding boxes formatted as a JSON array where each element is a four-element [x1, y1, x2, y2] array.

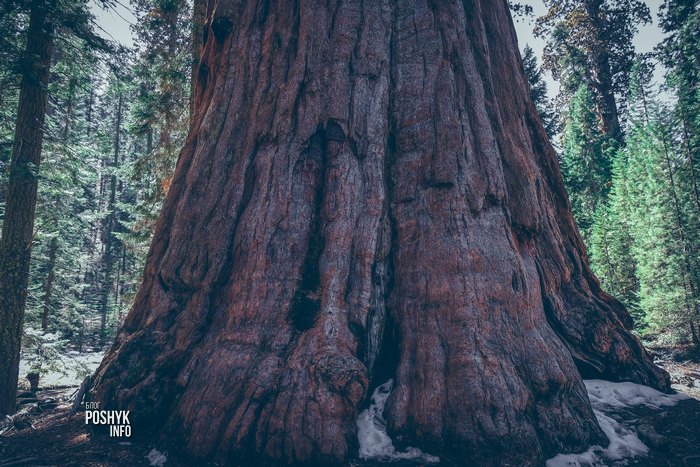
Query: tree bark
[[91, 1, 668, 465], [0, 0, 53, 417]]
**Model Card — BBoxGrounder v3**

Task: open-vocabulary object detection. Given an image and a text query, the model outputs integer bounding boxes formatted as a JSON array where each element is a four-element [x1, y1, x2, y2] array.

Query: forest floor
[[1, 347, 699, 466], [624, 344, 700, 466]]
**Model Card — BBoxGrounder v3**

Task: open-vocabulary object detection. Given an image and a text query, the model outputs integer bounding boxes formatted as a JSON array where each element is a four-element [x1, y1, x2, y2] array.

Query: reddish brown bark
[[91, 1, 668, 465]]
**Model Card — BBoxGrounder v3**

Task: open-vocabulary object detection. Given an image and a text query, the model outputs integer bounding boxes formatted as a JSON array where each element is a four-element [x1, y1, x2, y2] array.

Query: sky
[[90, 0, 668, 97], [89, 0, 136, 48]]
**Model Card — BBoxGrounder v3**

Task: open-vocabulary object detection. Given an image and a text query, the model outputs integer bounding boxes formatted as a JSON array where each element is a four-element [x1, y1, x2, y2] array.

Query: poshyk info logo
[[85, 402, 131, 437]]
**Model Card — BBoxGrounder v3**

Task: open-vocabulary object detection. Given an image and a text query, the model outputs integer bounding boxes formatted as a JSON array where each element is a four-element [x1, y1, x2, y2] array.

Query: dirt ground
[[1, 347, 699, 466]]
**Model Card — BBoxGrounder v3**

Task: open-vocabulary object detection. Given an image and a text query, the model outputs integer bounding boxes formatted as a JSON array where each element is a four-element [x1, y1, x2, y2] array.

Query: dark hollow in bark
[[91, 1, 669, 465]]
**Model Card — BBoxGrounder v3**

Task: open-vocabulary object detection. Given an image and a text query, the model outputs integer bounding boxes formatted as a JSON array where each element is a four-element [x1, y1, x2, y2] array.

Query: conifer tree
[[620, 59, 700, 342], [560, 85, 613, 243], [589, 148, 640, 319], [25, 36, 101, 341], [0, 0, 113, 415], [522, 45, 559, 139], [123, 0, 192, 289], [536, 0, 651, 146]]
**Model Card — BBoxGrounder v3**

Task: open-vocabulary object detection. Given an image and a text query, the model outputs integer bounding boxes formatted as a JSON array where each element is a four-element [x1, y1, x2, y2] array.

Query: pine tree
[[589, 147, 640, 319], [0, 0, 55, 416], [655, 0, 700, 342], [522, 45, 559, 139], [25, 35, 101, 342], [0, 0, 113, 415], [535, 0, 651, 273], [615, 59, 700, 343], [560, 85, 613, 243], [121, 0, 192, 304], [536, 0, 651, 146]]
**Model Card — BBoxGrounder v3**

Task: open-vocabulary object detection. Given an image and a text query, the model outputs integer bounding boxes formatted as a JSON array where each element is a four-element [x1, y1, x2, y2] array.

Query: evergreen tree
[[659, 0, 700, 214], [560, 85, 613, 243], [522, 45, 559, 139], [625, 115, 697, 341], [535, 0, 650, 268], [617, 59, 699, 342], [589, 147, 640, 319], [25, 35, 101, 343], [124, 0, 191, 266], [655, 0, 700, 342], [536, 0, 651, 145], [0, 0, 114, 415]]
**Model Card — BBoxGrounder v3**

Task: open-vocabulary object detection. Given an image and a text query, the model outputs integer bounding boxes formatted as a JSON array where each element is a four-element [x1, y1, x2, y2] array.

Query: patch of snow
[[18, 350, 105, 388], [357, 380, 439, 463], [147, 448, 167, 466], [585, 379, 689, 411], [546, 379, 689, 467], [547, 410, 648, 467]]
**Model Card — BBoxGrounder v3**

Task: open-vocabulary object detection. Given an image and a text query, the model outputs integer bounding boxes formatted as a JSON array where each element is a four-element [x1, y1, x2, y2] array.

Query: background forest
[[0, 0, 698, 376]]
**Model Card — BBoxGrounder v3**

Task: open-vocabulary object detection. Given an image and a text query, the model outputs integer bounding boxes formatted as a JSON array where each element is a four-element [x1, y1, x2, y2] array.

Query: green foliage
[[589, 58, 700, 342], [110, 0, 191, 313], [624, 114, 695, 334], [560, 85, 614, 242], [522, 45, 560, 139], [23, 34, 102, 343], [589, 149, 640, 320], [535, 0, 700, 342], [536, 0, 651, 102], [0, 0, 191, 351]]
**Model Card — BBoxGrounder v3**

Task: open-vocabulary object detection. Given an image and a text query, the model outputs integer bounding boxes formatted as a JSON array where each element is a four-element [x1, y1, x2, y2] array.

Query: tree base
[[91, 0, 669, 464]]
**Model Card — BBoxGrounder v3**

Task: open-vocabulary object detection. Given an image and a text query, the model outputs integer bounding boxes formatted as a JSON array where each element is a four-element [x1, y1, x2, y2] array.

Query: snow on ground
[[357, 380, 440, 463], [546, 380, 690, 467], [18, 349, 105, 388], [146, 448, 168, 466], [357, 379, 688, 466], [585, 379, 689, 411], [18, 327, 106, 388]]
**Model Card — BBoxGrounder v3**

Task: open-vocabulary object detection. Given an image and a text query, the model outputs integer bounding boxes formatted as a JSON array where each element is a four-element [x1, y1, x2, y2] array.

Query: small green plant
[[21, 327, 70, 379]]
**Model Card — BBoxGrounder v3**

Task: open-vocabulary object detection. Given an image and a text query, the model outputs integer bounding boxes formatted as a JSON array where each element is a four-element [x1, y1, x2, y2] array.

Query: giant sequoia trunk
[[91, 1, 669, 464]]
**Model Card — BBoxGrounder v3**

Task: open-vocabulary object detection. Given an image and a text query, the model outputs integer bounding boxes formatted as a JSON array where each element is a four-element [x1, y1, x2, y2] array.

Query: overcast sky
[[90, 0, 667, 97]]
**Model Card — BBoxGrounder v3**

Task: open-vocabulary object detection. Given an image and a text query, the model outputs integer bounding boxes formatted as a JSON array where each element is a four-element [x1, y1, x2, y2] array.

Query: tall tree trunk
[[41, 236, 58, 333], [92, 1, 668, 464], [99, 93, 123, 345], [585, 0, 624, 147], [0, 0, 53, 417]]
